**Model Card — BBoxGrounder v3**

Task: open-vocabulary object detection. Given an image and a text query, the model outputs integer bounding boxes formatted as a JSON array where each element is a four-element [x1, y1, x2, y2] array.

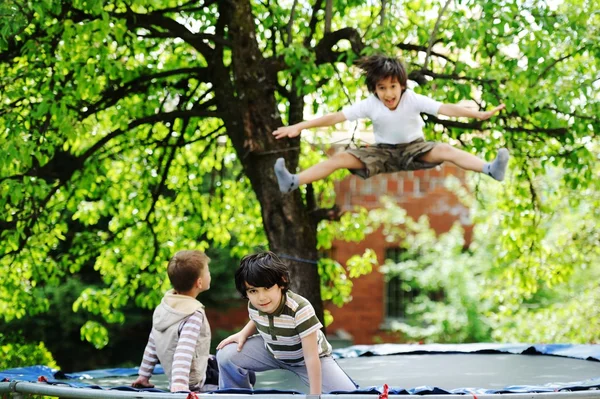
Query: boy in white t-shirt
[[272, 54, 509, 193]]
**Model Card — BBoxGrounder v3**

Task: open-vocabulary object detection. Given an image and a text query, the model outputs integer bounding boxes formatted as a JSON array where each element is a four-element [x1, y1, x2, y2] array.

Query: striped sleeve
[[294, 301, 322, 338], [170, 311, 204, 392], [138, 331, 158, 378]]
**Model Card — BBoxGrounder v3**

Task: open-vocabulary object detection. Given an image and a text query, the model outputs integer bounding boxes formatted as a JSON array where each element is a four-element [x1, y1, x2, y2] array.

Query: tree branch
[[533, 45, 590, 86], [417, 69, 504, 85], [396, 43, 455, 64], [82, 67, 209, 118], [149, 0, 219, 14], [145, 119, 186, 222], [303, 0, 324, 48], [423, 0, 452, 69], [504, 125, 568, 136], [118, 9, 215, 58], [380, 0, 387, 26], [310, 205, 343, 225], [314, 28, 365, 65], [136, 27, 231, 47], [286, 0, 299, 46], [324, 0, 332, 33]]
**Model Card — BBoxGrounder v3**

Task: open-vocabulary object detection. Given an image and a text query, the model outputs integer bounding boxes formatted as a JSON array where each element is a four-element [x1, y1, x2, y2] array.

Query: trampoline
[[2, 343, 600, 398]]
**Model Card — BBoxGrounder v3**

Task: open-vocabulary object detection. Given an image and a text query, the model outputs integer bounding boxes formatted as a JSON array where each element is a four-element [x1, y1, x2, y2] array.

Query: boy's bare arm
[[438, 103, 505, 120], [301, 331, 322, 395], [273, 112, 347, 139], [216, 320, 257, 351]]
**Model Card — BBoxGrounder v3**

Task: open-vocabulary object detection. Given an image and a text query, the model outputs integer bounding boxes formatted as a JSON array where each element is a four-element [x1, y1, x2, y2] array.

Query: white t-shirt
[[342, 90, 441, 145]]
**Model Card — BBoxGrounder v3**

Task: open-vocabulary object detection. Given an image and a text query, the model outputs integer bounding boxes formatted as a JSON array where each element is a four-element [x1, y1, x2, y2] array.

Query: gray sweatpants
[[216, 335, 357, 393]]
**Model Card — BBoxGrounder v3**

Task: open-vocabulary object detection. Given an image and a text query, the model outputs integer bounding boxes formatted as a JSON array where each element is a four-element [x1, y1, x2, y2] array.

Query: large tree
[[1, 0, 598, 348]]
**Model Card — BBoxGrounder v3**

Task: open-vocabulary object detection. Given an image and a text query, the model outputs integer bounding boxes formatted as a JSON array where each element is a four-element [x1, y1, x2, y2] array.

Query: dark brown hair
[[235, 251, 290, 299], [167, 250, 210, 292], [356, 54, 408, 94]]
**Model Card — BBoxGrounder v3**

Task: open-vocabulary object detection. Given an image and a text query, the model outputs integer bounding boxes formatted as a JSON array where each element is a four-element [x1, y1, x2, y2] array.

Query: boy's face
[[199, 263, 211, 292], [375, 76, 404, 110], [244, 282, 284, 314]]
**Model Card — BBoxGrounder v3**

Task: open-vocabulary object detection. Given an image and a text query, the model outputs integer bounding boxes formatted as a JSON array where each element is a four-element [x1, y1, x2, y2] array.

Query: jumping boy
[[132, 250, 214, 392], [216, 251, 357, 394], [273, 54, 509, 193]]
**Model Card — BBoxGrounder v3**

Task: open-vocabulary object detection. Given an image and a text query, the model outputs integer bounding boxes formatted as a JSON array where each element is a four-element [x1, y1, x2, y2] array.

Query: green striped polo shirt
[[248, 290, 332, 366]]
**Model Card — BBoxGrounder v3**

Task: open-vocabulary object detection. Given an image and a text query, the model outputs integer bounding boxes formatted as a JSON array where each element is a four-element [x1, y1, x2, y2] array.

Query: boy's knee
[[331, 152, 361, 167], [216, 343, 238, 365], [435, 143, 453, 155]]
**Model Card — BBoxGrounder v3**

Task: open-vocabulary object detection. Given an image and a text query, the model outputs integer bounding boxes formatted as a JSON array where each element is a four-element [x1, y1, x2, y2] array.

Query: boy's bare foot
[[483, 148, 509, 181], [274, 158, 299, 193]]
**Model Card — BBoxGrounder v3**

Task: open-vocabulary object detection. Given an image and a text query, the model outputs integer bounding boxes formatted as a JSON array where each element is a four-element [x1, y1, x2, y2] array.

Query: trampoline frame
[[2, 344, 600, 398], [3, 381, 600, 399]]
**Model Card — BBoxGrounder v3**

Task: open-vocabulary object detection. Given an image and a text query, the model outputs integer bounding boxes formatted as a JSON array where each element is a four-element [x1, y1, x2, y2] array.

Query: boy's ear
[[196, 277, 204, 289]]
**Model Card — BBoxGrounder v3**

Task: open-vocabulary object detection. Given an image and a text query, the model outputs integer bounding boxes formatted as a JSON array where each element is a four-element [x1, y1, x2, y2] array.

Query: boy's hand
[[132, 376, 154, 389], [478, 104, 505, 120], [216, 332, 247, 352], [273, 125, 301, 139]]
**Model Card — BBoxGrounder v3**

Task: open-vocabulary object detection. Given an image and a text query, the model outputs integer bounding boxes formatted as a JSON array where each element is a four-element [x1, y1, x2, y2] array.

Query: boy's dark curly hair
[[235, 251, 290, 299], [356, 54, 408, 94]]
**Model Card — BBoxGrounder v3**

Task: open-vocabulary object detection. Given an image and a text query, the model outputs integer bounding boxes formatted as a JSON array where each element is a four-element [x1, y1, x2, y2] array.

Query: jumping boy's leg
[[274, 153, 364, 193], [420, 144, 509, 181], [216, 336, 279, 389], [483, 148, 509, 181], [283, 356, 357, 393]]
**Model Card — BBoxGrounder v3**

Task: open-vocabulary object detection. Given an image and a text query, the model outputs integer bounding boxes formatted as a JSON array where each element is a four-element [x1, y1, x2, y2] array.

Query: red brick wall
[[208, 164, 472, 345], [326, 164, 472, 344]]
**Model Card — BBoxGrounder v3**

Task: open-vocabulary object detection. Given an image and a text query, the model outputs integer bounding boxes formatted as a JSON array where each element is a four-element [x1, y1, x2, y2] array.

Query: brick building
[[326, 164, 472, 344], [207, 162, 472, 345]]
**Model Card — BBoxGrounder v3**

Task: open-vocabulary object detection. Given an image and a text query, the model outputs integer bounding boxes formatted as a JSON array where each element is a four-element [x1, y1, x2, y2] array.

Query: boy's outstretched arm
[[301, 331, 322, 395], [273, 112, 347, 139], [438, 103, 505, 120]]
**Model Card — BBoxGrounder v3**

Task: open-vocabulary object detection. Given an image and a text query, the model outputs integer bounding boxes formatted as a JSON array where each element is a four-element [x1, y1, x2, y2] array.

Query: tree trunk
[[217, 0, 324, 323]]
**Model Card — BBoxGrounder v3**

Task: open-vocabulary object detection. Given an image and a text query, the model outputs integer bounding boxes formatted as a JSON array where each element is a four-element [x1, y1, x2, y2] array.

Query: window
[[383, 247, 418, 320]]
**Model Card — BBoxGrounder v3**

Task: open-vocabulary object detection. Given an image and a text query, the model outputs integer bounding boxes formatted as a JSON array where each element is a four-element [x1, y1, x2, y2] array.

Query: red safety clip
[[186, 392, 199, 399], [379, 383, 389, 399]]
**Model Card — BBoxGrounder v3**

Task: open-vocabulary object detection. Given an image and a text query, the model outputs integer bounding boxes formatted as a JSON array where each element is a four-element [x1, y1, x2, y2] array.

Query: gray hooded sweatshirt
[[152, 289, 211, 390]]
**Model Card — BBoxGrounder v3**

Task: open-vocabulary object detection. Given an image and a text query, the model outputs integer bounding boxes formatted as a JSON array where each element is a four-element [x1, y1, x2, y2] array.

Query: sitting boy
[[132, 250, 214, 392]]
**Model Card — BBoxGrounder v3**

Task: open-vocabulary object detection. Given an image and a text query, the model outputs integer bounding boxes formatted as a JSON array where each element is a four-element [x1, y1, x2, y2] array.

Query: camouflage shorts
[[346, 139, 440, 179]]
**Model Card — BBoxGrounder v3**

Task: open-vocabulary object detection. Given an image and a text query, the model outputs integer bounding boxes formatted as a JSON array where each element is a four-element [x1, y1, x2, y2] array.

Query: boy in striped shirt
[[132, 250, 213, 392], [216, 251, 357, 394]]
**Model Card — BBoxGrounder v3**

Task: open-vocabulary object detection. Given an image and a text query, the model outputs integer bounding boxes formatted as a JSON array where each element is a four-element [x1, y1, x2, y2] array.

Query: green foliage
[[0, 0, 599, 368], [0, 336, 57, 370], [318, 208, 380, 326], [373, 199, 492, 342], [374, 150, 600, 344], [474, 145, 600, 344]]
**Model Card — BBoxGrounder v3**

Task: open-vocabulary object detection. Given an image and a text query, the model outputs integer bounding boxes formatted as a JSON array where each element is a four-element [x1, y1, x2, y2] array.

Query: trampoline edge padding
[[2, 343, 600, 397], [4, 381, 600, 399]]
